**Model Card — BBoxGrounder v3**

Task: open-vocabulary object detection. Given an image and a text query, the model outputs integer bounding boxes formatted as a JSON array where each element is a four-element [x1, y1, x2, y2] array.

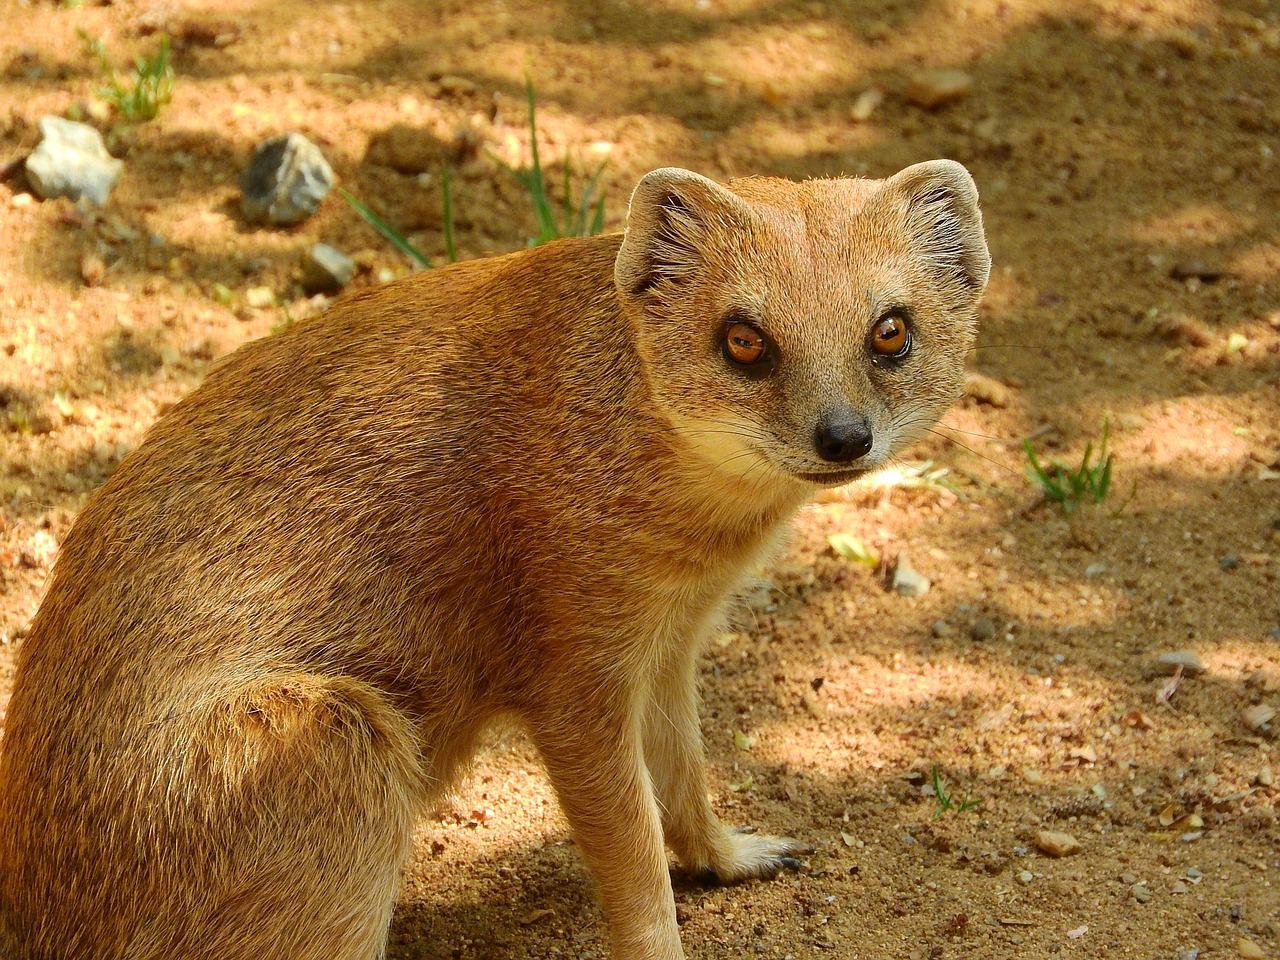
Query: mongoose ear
[[877, 159, 991, 299], [615, 167, 757, 301]]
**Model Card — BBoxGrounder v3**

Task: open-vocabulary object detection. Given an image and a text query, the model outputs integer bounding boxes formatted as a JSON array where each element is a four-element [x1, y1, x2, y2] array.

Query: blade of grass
[[440, 163, 457, 264], [338, 188, 432, 270]]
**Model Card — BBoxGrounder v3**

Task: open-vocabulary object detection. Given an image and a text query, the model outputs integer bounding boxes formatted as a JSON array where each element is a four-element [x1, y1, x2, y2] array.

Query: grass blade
[[440, 163, 458, 264], [338, 188, 432, 270]]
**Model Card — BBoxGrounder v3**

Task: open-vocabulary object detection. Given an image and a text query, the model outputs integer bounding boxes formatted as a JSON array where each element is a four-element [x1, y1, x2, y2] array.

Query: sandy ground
[[1, 0, 1279, 957]]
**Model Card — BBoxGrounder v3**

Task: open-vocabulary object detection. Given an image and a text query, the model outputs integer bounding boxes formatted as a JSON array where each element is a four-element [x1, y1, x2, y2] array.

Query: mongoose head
[[615, 161, 989, 492]]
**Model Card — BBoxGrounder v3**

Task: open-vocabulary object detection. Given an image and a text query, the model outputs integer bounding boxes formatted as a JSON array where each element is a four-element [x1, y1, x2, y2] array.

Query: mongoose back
[[0, 161, 989, 960]]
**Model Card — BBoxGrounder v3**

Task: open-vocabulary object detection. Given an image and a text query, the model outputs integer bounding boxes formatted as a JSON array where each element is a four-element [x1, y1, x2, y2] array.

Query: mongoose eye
[[724, 322, 769, 367], [869, 312, 911, 360]]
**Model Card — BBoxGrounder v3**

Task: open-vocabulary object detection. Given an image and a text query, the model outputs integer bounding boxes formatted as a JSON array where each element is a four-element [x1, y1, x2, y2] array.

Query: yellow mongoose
[[0, 162, 988, 960]]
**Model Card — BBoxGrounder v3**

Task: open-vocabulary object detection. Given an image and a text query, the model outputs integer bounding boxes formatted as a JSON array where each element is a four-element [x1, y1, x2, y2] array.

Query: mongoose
[[0, 161, 989, 960]]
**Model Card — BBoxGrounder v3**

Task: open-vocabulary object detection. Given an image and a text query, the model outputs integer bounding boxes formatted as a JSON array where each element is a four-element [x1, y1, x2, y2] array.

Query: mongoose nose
[[814, 416, 873, 463]]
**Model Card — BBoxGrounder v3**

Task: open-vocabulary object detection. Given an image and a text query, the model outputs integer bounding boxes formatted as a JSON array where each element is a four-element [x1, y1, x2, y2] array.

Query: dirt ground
[[1, 0, 1279, 957]]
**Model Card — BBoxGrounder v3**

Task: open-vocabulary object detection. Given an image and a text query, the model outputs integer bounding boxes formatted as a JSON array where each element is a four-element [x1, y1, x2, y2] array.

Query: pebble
[[970, 617, 996, 642], [240, 132, 334, 226], [1130, 883, 1152, 903], [849, 86, 885, 123], [1258, 767, 1273, 787], [1241, 704, 1275, 732], [244, 286, 275, 309], [301, 243, 356, 295], [80, 252, 106, 287], [24, 116, 124, 206], [963, 371, 1012, 407], [890, 554, 931, 597], [365, 125, 454, 174], [1034, 830, 1082, 857], [1151, 650, 1206, 676], [1157, 315, 1214, 348], [1016, 870, 1034, 884], [1238, 939, 1265, 959], [904, 68, 973, 109], [931, 619, 954, 639], [1219, 554, 1241, 571]]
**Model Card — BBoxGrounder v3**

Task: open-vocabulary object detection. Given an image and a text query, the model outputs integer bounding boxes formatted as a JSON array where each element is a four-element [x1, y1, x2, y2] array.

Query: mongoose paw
[[691, 828, 812, 885]]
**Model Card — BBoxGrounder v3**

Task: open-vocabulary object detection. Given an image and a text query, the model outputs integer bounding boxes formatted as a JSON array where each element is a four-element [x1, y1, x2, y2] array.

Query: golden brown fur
[[0, 162, 988, 959]]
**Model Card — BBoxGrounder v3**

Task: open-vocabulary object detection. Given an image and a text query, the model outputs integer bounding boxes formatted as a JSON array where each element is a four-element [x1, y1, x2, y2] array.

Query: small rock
[[80, 252, 106, 287], [1151, 650, 1206, 677], [1219, 554, 1241, 571], [365, 124, 455, 174], [1241, 703, 1276, 732], [970, 617, 996, 642], [244, 286, 275, 309], [1258, 767, 1273, 787], [1238, 938, 1265, 959], [1170, 260, 1227, 282], [963, 371, 1012, 408], [891, 554, 931, 597], [1247, 670, 1280, 693], [301, 243, 356, 295], [904, 68, 973, 109], [931, 619, 954, 639], [1113, 412, 1147, 431], [1084, 562, 1107, 577], [1130, 883, 1152, 903], [24, 116, 123, 206], [240, 132, 334, 226], [1157, 314, 1214, 348], [1016, 870, 1034, 884], [1034, 830, 1082, 858], [850, 86, 885, 123]]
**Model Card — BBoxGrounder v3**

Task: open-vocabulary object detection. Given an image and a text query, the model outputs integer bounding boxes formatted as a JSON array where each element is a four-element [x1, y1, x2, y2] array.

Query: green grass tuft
[[494, 80, 607, 246], [343, 81, 608, 272], [1024, 419, 1129, 514], [79, 31, 175, 122], [930, 766, 982, 819]]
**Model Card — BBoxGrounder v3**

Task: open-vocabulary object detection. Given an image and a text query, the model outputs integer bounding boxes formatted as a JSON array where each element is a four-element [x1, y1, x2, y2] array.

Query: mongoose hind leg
[[143, 673, 423, 960]]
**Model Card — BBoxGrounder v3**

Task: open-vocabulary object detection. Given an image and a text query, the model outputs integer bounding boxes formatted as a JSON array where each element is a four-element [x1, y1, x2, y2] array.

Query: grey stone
[[302, 243, 356, 295], [240, 133, 334, 226], [24, 116, 123, 206], [890, 555, 930, 597], [970, 617, 996, 642]]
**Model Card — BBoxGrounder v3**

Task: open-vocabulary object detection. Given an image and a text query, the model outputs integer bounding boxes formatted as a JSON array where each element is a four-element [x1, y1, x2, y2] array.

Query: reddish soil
[[1, 1, 1278, 958]]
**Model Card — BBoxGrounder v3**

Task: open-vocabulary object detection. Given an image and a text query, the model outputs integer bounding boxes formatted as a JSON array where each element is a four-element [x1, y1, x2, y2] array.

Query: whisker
[[931, 423, 1007, 443], [924, 427, 1021, 478]]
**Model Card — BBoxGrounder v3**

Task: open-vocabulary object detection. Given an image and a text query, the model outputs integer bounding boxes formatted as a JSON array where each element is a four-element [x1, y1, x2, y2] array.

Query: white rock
[[24, 116, 123, 206]]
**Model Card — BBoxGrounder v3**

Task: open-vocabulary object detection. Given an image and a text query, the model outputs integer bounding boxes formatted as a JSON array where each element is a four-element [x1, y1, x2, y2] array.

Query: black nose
[[814, 414, 873, 463]]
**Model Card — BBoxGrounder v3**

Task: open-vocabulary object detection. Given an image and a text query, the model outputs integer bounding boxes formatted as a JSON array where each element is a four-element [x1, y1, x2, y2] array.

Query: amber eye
[[870, 312, 910, 359], [724, 322, 768, 365]]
